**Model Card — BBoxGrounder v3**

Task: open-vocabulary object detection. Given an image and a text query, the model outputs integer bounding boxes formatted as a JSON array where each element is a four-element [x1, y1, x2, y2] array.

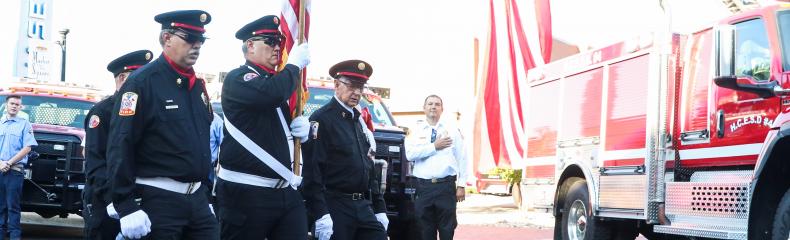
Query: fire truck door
[[709, 18, 779, 166], [678, 30, 714, 146]]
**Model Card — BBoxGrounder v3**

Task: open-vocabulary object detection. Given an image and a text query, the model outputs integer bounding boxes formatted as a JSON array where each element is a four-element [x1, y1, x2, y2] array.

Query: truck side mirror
[[714, 76, 777, 98], [715, 25, 735, 77]]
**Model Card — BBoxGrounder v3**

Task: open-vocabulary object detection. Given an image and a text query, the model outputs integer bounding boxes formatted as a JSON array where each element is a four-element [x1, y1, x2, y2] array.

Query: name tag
[[165, 105, 179, 110]]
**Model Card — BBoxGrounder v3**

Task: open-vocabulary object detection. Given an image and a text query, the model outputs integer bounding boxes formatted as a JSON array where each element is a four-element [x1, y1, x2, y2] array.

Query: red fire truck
[[523, 4, 790, 239]]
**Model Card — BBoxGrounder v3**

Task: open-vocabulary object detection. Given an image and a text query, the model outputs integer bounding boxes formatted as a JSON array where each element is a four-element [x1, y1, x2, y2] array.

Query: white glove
[[287, 43, 310, 69], [375, 213, 389, 231], [315, 214, 333, 240], [120, 210, 152, 239], [106, 203, 119, 219], [290, 116, 309, 143], [290, 175, 303, 189]]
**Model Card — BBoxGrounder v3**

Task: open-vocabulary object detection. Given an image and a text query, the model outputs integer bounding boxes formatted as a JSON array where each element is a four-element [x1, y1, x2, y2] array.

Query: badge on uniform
[[243, 73, 258, 81], [119, 92, 138, 116], [310, 121, 320, 140], [88, 115, 100, 128]]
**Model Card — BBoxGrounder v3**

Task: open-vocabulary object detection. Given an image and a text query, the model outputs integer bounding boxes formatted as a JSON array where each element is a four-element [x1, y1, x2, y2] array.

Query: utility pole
[[56, 29, 69, 82]]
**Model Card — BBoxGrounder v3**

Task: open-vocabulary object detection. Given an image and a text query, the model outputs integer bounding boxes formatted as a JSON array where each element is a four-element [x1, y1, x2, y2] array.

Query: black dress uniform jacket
[[84, 97, 114, 207], [303, 98, 387, 218], [219, 62, 300, 178], [107, 54, 213, 217], [83, 96, 122, 239]]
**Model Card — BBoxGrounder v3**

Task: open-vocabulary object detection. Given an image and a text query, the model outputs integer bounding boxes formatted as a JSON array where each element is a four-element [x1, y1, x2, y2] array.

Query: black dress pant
[[84, 202, 121, 240], [215, 178, 307, 240], [137, 184, 219, 240], [414, 179, 458, 240], [326, 195, 386, 240]]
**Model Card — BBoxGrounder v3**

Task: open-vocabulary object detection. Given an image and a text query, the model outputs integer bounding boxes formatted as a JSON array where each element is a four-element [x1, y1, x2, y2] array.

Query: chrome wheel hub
[[567, 199, 587, 240]]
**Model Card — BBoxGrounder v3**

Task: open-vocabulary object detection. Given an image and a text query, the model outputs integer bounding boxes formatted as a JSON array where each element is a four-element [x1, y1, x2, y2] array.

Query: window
[[303, 87, 395, 127], [0, 95, 94, 129], [734, 18, 770, 81], [777, 10, 790, 71]]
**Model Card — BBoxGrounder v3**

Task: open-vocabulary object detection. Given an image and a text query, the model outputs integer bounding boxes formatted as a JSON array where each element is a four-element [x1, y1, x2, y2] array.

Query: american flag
[[279, 0, 311, 116]]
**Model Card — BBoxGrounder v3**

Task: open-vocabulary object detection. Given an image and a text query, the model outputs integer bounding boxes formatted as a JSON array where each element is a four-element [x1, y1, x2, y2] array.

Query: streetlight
[[55, 29, 69, 82]]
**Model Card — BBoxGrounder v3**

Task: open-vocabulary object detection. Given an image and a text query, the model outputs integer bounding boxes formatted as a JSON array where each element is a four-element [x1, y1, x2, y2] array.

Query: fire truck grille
[[375, 143, 400, 157], [665, 181, 751, 220], [661, 181, 750, 238], [30, 133, 85, 183], [374, 142, 404, 194], [688, 186, 749, 214]]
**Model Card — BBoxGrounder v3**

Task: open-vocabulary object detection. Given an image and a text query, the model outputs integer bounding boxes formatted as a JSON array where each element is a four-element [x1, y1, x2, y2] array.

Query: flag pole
[[293, 0, 306, 176]]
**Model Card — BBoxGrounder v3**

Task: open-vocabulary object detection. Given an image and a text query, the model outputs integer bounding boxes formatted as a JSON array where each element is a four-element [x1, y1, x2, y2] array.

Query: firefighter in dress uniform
[[83, 50, 152, 239], [215, 15, 311, 239], [106, 10, 218, 239], [303, 60, 389, 240]]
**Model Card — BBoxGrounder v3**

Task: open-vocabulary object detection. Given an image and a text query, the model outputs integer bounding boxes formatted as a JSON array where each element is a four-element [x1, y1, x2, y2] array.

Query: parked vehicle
[[0, 82, 101, 218], [522, 4, 790, 239]]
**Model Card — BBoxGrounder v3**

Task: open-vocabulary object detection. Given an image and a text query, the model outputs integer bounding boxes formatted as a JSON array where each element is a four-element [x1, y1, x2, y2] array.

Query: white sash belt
[[223, 115, 301, 190], [218, 166, 289, 189], [135, 177, 201, 194]]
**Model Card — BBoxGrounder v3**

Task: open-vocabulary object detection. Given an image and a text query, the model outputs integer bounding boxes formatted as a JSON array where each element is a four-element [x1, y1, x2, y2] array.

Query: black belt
[[417, 175, 457, 184], [326, 189, 370, 201]]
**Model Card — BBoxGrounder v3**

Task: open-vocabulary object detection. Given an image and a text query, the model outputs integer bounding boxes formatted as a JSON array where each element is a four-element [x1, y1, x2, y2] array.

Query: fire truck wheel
[[771, 188, 790, 240], [561, 179, 613, 240]]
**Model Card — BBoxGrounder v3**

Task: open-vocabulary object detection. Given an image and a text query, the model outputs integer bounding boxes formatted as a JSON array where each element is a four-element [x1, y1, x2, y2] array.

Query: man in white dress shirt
[[405, 94, 467, 240]]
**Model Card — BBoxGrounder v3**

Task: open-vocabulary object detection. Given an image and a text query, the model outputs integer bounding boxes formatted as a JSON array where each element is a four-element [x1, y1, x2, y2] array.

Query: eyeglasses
[[250, 36, 283, 48], [430, 128, 437, 143], [171, 31, 207, 44], [338, 80, 367, 91]]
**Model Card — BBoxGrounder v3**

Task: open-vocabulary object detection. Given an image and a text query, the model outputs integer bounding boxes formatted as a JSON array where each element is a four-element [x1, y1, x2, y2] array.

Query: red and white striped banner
[[473, 0, 552, 173]]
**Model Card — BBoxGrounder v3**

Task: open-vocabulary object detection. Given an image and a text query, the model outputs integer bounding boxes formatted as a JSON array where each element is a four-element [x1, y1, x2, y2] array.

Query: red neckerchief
[[163, 54, 197, 90], [252, 62, 277, 74]]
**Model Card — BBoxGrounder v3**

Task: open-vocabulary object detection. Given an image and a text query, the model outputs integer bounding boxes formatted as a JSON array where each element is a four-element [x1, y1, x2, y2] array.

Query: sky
[[0, 0, 732, 114]]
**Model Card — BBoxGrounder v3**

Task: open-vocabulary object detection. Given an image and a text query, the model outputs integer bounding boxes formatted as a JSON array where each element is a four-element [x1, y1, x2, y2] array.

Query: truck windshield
[[0, 95, 94, 128], [778, 10, 790, 71], [304, 87, 395, 127]]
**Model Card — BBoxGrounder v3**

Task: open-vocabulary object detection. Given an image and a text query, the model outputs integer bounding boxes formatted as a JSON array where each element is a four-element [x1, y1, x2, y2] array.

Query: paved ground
[[19, 213, 83, 239], [455, 193, 555, 240], [454, 193, 647, 240], [16, 194, 648, 239]]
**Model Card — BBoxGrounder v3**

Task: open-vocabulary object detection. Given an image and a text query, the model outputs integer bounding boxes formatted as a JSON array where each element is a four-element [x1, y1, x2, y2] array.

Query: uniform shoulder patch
[[119, 92, 138, 116], [243, 72, 259, 81], [88, 115, 100, 128], [310, 121, 320, 140]]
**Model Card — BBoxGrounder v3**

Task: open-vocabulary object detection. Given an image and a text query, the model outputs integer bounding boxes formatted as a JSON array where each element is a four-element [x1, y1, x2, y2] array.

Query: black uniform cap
[[236, 15, 282, 40], [154, 10, 211, 36], [329, 60, 373, 84], [107, 50, 154, 77]]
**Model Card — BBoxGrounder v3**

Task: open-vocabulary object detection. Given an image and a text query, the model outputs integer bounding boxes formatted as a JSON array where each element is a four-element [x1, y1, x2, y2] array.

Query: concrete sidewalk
[[457, 193, 554, 228], [455, 194, 647, 240]]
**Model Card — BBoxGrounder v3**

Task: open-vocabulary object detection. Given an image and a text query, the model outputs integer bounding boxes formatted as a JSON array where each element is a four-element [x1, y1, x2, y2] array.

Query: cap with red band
[[329, 60, 374, 84], [107, 50, 154, 77], [171, 22, 205, 33], [154, 10, 211, 36], [236, 15, 282, 41]]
